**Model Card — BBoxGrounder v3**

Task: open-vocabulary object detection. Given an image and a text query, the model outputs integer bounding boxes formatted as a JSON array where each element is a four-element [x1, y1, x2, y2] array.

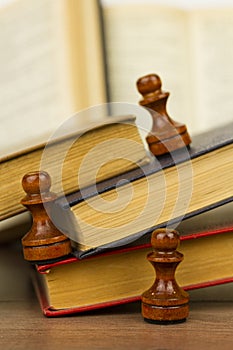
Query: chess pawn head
[[21, 171, 72, 263], [141, 228, 189, 324], [137, 74, 191, 156]]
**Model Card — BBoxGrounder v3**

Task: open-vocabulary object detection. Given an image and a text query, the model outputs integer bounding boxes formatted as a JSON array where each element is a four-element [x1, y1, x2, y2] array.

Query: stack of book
[[30, 121, 233, 316], [2, 114, 233, 316]]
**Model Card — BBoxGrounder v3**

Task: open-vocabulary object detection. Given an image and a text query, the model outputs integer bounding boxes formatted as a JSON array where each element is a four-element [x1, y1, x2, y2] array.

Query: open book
[[102, 2, 233, 133], [0, 0, 106, 157]]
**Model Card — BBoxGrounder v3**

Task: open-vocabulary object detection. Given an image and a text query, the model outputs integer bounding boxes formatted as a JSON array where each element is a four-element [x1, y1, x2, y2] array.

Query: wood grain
[[0, 299, 232, 350]]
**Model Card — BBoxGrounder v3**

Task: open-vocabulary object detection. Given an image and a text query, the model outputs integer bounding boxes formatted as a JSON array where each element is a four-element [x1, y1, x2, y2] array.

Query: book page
[[65, 0, 107, 114], [0, 0, 73, 157], [189, 8, 233, 132], [102, 5, 194, 130], [0, 0, 107, 158]]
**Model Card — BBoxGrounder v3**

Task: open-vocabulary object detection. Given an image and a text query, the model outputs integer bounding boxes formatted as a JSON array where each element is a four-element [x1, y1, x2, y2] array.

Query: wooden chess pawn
[[141, 228, 189, 324], [21, 171, 72, 263], [137, 74, 191, 156]]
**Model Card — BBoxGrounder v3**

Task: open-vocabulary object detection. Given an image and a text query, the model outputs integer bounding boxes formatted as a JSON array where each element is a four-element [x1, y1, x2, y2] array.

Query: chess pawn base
[[22, 233, 71, 263], [146, 130, 191, 156], [142, 295, 189, 324]]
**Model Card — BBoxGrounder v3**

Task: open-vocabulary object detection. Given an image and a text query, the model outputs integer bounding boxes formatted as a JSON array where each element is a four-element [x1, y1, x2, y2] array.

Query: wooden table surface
[[0, 242, 232, 350], [0, 299, 232, 350]]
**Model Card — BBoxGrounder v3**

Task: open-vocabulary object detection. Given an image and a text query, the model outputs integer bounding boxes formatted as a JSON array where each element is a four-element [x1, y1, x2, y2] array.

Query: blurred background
[[1, 0, 233, 159]]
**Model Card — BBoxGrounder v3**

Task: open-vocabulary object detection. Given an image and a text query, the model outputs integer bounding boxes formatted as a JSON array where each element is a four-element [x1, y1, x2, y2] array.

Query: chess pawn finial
[[21, 171, 72, 263], [137, 74, 191, 156], [141, 228, 189, 324]]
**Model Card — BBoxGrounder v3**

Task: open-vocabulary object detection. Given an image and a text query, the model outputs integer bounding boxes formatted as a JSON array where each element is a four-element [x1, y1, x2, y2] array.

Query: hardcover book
[[33, 215, 233, 317], [54, 122, 233, 257], [0, 115, 149, 222]]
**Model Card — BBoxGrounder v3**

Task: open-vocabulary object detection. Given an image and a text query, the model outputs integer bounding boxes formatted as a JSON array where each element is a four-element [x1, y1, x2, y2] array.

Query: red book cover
[[33, 224, 233, 317]]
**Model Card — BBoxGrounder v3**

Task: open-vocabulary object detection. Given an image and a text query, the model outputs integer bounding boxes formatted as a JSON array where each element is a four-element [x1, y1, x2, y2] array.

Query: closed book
[[0, 114, 149, 223], [32, 217, 233, 317], [54, 122, 233, 257]]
